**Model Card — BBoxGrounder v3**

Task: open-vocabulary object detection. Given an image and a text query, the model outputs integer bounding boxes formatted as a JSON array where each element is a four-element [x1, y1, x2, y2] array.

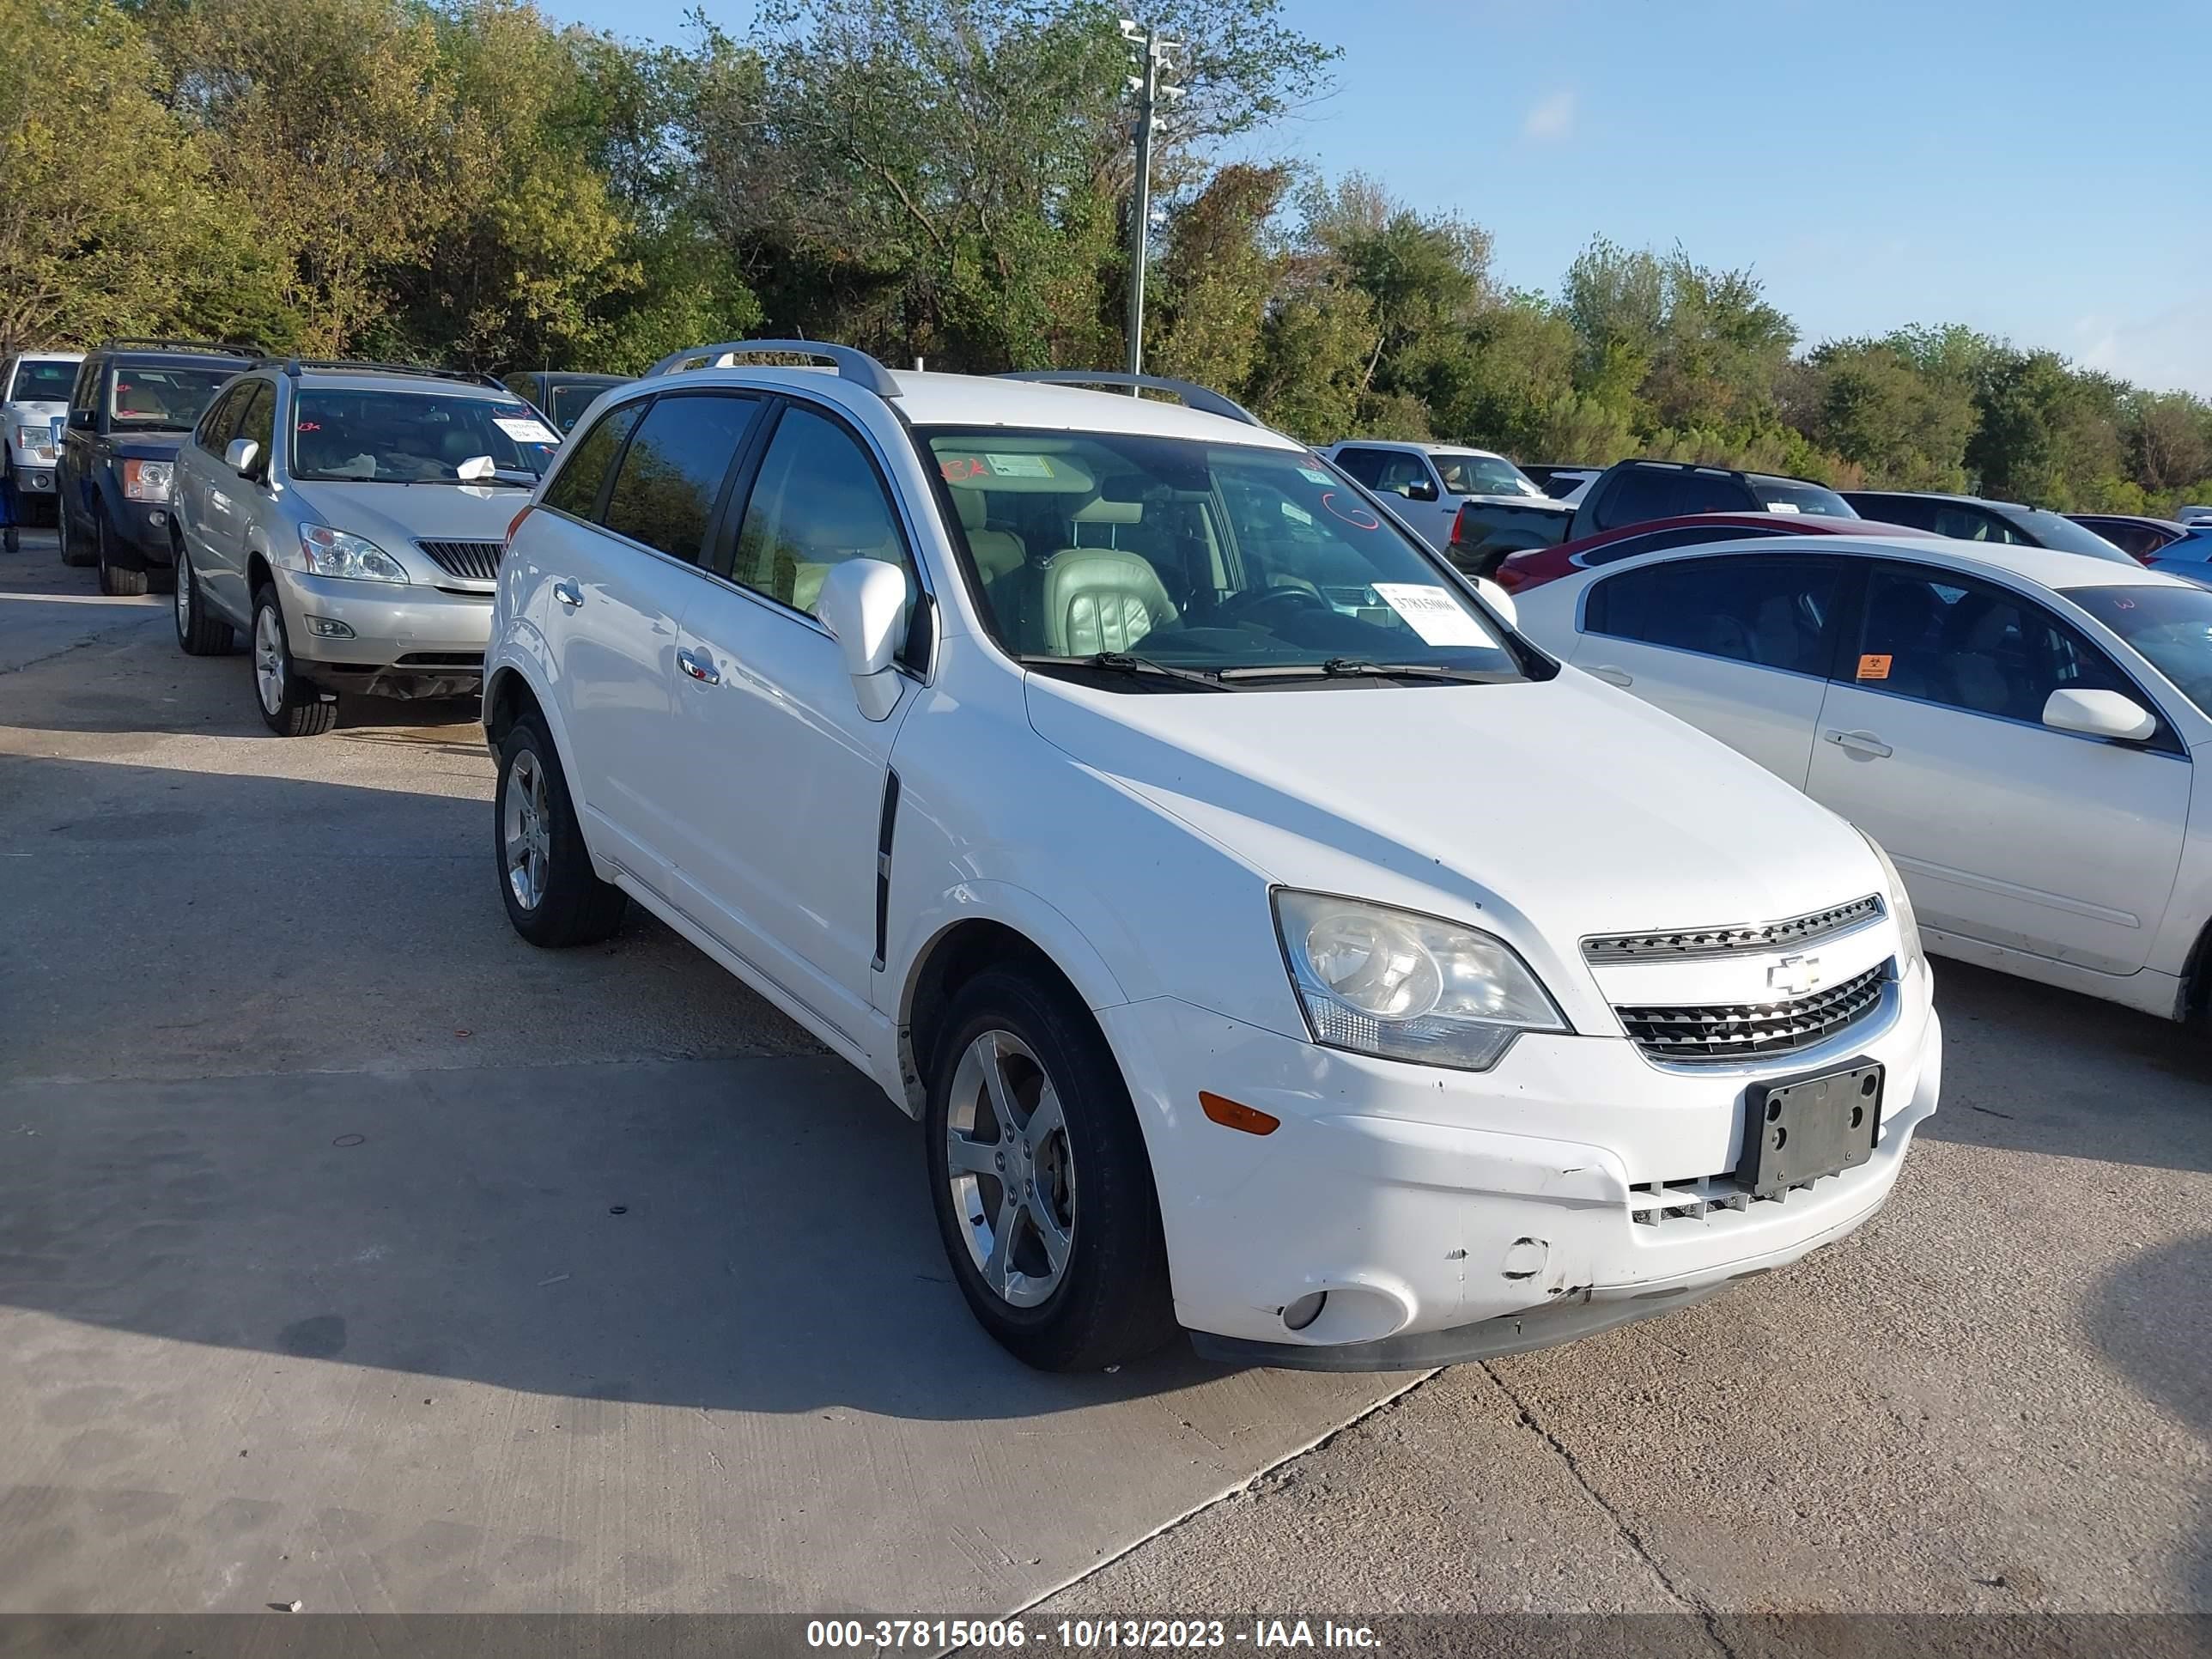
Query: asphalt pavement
[[0, 525, 2205, 1623]]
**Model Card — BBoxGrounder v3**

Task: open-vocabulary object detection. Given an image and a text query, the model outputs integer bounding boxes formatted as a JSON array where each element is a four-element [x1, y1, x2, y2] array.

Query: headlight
[[288, 524, 410, 584], [14, 425, 54, 461], [1273, 890, 1568, 1072], [1856, 829, 1923, 976], [121, 459, 172, 501]]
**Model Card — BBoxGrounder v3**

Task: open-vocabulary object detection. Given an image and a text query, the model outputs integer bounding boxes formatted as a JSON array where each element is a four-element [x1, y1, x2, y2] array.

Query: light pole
[[1120, 19, 1182, 380]]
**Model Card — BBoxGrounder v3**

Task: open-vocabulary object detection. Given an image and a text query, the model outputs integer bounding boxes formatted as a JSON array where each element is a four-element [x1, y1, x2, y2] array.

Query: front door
[[1571, 551, 1850, 788], [667, 400, 921, 1040], [1805, 562, 2191, 975]]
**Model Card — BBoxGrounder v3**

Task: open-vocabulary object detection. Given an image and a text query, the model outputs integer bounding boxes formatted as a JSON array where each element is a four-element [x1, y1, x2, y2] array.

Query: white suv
[[483, 343, 1942, 1373]]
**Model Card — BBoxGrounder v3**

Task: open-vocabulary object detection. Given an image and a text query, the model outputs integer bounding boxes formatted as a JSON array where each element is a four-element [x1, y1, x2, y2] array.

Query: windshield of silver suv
[[107, 365, 234, 430], [290, 388, 558, 483], [926, 428, 1526, 685]]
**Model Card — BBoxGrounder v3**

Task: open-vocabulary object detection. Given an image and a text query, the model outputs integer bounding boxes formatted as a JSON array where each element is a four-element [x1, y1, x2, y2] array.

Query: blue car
[[2068, 513, 2212, 588]]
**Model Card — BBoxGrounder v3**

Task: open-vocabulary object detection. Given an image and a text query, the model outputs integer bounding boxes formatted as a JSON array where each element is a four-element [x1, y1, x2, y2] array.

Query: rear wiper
[[1023, 652, 1234, 690], [1218, 657, 1510, 684]]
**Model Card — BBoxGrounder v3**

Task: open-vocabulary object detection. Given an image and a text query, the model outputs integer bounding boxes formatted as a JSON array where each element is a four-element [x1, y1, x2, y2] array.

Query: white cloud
[[1522, 90, 1576, 143]]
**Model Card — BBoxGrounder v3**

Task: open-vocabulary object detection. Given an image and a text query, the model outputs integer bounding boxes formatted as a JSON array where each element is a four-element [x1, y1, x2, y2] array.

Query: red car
[[1493, 513, 1936, 593]]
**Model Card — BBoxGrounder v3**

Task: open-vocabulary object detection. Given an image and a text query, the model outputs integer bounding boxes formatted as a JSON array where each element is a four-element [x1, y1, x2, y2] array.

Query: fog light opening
[[1282, 1291, 1327, 1332], [306, 616, 356, 639]]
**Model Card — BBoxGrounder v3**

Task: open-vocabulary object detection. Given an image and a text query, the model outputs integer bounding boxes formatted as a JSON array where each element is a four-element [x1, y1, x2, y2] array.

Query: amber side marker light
[[1200, 1091, 1279, 1136]]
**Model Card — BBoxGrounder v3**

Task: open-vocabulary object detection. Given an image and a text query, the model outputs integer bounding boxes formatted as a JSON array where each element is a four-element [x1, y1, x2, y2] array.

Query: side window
[[1371, 452, 1436, 497], [196, 386, 243, 455], [1332, 447, 1387, 487], [1852, 566, 2136, 726], [541, 400, 644, 520], [1668, 473, 1751, 516], [1595, 467, 1675, 529], [236, 384, 275, 470], [70, 357, 100, 416], [1586, 555, 1844, 676], [1861, 495, 1935, 532], [599, 393, 758, 566], [732, 405, 914, 620]]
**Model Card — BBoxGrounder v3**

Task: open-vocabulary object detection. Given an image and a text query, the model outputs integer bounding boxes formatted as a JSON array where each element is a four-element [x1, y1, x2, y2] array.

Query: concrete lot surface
[[0, 526, 2205, 1620]]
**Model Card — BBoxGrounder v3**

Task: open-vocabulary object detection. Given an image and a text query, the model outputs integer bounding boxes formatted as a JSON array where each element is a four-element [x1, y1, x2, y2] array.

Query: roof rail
[[260, 356, 506, 390], [996, 370, 1261, 427], [646, 340, 902, 399], [98, 337, 264, 358]]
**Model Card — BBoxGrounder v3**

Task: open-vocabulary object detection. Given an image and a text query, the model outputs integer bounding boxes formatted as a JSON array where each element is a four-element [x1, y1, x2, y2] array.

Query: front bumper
[[272, 568, 493, 695], [11, 463, 55, 494], [106, 500, 174, 566], [1099, 964, 1940, 1368]]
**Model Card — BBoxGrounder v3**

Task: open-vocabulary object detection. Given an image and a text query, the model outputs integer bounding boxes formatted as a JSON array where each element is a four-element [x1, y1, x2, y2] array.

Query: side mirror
[[68, 408, 94, 430], [224, 437, 260, 477], [1474, 575, 1517, 630], [2043, 687, 2155, 743], [456, 454, 496, 482], [1405, 477, 1440, 503], [817, 557, 910, 721]]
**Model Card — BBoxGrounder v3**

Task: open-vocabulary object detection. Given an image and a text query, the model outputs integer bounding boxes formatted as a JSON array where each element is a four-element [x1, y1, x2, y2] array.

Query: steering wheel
[[1214, 581, 1331, 629]]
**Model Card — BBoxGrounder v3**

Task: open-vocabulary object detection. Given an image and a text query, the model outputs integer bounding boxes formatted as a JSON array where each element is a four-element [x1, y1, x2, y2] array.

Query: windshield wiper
[[1217, 657, 1510, 684], [1023, 651, 1234, 690]]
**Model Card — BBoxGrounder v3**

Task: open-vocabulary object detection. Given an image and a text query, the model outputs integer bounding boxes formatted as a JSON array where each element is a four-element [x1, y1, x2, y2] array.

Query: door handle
[[1586, 664, 1634, 688], [551, 579, 583, 609], [1825, 728, 1893, 758], [677, 647, 720, 686]]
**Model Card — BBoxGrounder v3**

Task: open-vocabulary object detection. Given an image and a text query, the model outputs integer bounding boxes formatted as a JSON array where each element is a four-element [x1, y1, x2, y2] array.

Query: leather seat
[[1020, 547, 1177, 656], [953, 489, 1028, 586]]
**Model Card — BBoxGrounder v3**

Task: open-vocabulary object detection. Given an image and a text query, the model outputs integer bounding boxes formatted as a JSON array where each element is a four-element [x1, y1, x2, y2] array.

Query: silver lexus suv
[[168, 359, 562, 735]]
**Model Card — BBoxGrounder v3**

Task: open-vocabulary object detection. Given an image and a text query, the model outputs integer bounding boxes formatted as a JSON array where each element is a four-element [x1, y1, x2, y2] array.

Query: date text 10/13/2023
[[805, 1618, 1382, 1650]]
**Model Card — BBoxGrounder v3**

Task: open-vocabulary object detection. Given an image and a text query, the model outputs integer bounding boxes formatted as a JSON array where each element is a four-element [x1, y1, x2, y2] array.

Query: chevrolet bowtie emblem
[[1768, 954, 1823, 996]]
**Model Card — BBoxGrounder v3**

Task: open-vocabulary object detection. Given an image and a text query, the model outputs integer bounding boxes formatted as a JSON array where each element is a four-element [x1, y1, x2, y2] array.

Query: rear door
[[1805, 561, 2190, 974], [669, 398, 924, 1041], [532, 392, 762, 894], [1571, 551, 1850, 787]]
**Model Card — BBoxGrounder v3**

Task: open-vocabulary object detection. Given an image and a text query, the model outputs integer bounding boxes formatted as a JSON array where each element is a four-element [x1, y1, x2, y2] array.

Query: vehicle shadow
[[2084, 1233, 2212, 1605], [0, 755, 1236, 1420], [1917, 957, 2212, 1177]]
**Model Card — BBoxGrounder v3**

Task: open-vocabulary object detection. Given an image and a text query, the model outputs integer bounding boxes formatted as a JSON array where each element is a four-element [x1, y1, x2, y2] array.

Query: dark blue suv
[[57, 340, 258, 594]]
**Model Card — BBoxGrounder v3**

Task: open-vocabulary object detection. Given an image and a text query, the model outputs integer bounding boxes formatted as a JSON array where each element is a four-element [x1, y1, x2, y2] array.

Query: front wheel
[[493, 713, 628, 946], [251, 586, 336, 737], [926, 968, 1177, 1371], [95, 513, 148, 597]]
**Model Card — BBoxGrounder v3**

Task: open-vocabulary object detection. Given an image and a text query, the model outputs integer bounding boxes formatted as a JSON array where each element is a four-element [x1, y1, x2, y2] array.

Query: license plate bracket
[[1737, 1060, 1883, 1200]]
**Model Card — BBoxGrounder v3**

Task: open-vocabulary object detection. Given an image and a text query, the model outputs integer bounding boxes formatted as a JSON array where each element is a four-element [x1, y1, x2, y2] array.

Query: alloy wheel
[[945, 1030, 1076, 1308], [501, 748, 550, 911], [174, 549, 192, 633], [254, 605, 285, 716]]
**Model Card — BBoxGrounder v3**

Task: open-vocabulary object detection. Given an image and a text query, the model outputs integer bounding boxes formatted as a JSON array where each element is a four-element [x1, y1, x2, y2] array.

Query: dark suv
[[1841, 490, 2136, 564], [500, 371, 631, 434], [57, 339, 258, 594]]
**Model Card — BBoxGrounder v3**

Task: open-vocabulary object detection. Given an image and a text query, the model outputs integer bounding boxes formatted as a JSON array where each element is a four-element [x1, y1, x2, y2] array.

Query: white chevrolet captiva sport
[[483, 342, 1942, 1373]]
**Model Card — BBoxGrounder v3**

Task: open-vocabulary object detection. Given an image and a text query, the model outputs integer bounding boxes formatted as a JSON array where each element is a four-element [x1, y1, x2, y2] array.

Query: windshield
[[925, 428, 1522, 684], [290, 389, 559, 483], [2063, 585, 2212, 719], [1434, 453, 1545, 498], [1752, 477, 1856, 519], [2018, 509, 2135, 562], [11, 360, 78, 402], [107, 366, 234, 430]]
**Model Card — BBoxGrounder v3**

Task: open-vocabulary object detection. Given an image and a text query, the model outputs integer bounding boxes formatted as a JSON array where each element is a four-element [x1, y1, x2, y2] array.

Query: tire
[[58, 499, 91, 567], [250, 585, 336, 737], [493, 713, 628, 947], [925, 967, 1177, 1372], [95, 512, 148, 597], [173, 539, 232, 655], [2, 526, 15, 555]]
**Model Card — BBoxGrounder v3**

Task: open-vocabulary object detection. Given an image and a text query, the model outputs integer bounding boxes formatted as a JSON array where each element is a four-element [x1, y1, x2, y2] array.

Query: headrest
[[953, 487, 987, 531], [1073, 497, 1142, 524]]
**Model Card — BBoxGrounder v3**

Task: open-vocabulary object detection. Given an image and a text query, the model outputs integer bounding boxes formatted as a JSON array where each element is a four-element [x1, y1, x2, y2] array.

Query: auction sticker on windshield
[[1372, 583, 1490, 646], [495, 416, 560, 446]]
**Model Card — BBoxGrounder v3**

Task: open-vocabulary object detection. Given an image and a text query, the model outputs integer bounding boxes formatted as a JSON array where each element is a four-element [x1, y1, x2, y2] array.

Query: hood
[[288, 479, 528, 550], [4, 398, 68, 422], [111, 433, 186, 461], [1024, 669, 1882, 948]]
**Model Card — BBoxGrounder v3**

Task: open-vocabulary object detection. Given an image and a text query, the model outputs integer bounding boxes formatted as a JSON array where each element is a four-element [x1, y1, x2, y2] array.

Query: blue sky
[[547, 0, 2212, 396]]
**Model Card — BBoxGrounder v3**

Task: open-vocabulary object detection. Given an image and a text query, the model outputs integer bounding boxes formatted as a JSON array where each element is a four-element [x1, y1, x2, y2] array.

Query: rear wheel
[[95, 512, 147, 597], [173, 540, 232, 655], [493, 713, 628, 946], [251, 586, 336, 737], [926, 967, 1176, 1371], [58, 499, 91, 567]]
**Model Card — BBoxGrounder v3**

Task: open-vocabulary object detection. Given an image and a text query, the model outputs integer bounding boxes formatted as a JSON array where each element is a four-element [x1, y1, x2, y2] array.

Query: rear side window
[[1586, 555, 1844, 676], [1332, 447, 1388, 487], [541, 400, 643, 520], [1851, 495, 1940, 532], [731, 405, 913, 618], [600, 393, 760, 565], [1594, 467, 1678, 529]]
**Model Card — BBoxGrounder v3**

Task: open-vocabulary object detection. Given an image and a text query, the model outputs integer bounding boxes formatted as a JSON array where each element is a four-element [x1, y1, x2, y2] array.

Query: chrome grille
[[416, 539, 502, 582], [1614, 963, 1888, 1062], [1583, 895, 1883, 963]]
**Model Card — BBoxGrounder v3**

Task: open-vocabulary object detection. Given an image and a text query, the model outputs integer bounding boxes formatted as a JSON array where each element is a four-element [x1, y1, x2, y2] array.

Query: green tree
[[1797, 339, 1977, 489]]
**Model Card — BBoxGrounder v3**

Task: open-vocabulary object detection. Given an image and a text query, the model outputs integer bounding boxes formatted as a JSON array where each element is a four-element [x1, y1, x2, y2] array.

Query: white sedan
[[1514, 534, 2212, 1024]]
